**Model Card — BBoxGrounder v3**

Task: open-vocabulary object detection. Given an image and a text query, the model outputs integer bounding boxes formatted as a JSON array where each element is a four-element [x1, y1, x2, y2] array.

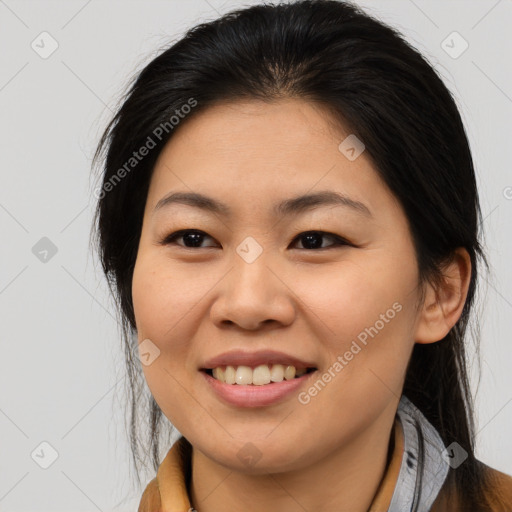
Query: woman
[[92, 0, 512, 510]]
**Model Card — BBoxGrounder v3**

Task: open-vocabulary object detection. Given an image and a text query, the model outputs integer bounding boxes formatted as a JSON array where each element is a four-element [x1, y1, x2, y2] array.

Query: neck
[[190, 412, 398, 512]]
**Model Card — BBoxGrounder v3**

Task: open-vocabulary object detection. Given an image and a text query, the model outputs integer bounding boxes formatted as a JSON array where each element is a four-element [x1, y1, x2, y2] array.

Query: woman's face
[[132, 98, 425, 472]]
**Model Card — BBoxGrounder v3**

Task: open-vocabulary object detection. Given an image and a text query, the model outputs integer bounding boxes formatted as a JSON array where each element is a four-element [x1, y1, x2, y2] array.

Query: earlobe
[[414, 248, 472, 344]]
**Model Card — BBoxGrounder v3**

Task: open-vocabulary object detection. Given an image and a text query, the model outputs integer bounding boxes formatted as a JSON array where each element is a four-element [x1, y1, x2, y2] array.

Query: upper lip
[[200, 349, 317, 370]]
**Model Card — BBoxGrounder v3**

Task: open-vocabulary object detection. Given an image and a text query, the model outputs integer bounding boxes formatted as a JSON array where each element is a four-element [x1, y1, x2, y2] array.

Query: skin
[[131, 98, 471, 511]]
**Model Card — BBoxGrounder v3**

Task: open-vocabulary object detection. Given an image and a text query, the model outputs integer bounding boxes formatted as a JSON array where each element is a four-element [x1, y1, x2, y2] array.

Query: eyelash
[[158, 229, 352, 251]]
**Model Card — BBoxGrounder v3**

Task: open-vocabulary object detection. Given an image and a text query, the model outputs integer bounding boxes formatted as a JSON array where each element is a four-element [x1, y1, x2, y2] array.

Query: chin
[[196, 435, 308, 474]]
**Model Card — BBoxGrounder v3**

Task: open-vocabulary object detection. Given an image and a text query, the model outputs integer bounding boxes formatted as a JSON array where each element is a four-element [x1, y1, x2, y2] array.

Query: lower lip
[[201, 370, 316, 408]]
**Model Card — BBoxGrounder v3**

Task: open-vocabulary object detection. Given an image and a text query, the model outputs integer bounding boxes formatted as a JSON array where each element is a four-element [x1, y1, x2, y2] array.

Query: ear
[[414, 248, 472, 344]]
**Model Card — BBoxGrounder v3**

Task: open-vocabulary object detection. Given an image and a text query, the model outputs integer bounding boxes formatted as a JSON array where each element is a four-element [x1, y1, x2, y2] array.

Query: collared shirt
[[138, 395, 512, 511]]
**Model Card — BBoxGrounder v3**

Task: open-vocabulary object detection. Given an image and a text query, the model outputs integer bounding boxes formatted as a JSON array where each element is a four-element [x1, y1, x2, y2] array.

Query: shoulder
[[432, 461, 512, 512], [481, 462, 512, 509], [138, 476, 162, 512], [137, 436, 192, 512]]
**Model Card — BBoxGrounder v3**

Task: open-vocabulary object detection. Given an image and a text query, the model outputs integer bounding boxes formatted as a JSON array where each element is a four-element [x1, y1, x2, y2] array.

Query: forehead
[[165, 98, 346, 153], [146, 98, 396, 221]]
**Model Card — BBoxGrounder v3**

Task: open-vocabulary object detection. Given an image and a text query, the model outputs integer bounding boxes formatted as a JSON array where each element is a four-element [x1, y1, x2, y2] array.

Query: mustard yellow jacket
[[138, 398, 512, 511]]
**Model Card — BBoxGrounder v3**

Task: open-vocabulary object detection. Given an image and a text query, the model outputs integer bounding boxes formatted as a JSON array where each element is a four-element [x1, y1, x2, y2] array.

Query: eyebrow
[[153, 190, 373, 218]]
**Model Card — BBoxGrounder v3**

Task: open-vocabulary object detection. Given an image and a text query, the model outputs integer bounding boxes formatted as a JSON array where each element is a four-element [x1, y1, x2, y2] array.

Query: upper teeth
[[211, 364, 308, 385]]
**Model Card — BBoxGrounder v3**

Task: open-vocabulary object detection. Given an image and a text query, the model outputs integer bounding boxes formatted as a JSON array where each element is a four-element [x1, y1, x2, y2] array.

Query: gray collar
[[387, 395, 450, 512]]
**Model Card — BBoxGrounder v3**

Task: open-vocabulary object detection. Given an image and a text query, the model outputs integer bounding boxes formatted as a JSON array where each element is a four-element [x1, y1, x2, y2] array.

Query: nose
[[209, 252, 296, 331]]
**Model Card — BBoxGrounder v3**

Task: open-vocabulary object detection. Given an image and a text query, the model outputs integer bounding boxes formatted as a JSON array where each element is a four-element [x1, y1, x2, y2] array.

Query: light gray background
[[1, 0, 511, 510]]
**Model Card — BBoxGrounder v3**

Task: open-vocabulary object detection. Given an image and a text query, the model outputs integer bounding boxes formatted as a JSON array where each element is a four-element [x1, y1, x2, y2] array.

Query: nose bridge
[[211, 236, 295, 329], [231, 235, 275, 301]]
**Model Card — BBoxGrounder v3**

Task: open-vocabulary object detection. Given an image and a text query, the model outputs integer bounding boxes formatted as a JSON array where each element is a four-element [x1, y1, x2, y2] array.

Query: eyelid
[[158, 229, 352, 250], [157, 229, 217, 247]]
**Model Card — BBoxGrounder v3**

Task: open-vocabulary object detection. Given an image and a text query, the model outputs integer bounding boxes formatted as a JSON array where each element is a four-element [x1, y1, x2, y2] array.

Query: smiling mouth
[[202, 364, 317, 385]]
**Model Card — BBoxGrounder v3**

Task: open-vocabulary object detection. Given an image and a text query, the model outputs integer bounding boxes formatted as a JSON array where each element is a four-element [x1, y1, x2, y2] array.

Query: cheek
[[131, 257, 189, 377], [132, 255, 203, 339], [295, 254, 415, 337], [132, 255, 202, 430], [295, 255, 418, 398]]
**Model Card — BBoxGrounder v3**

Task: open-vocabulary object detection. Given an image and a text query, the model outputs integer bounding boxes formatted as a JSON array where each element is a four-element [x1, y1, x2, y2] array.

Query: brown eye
[[159, 229, 351, 251], [291, 231, 349, 250], [159, 230, 217, 248]]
